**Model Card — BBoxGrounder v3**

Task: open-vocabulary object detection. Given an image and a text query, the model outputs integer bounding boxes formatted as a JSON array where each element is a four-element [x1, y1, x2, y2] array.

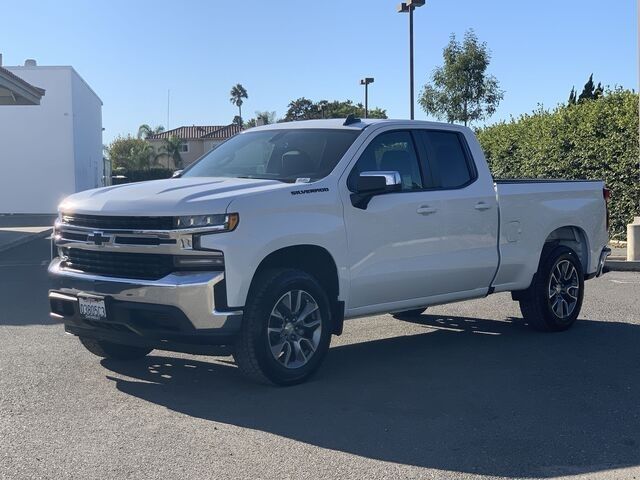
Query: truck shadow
[[102, 314, 640, 478]]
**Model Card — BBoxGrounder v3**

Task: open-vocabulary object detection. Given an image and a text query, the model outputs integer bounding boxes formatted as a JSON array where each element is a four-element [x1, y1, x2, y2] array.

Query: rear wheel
[[79, 337, 152, 360], [233, 268, 332, 385], [393, 308, 427, 320], [518, 246, 584, 332]]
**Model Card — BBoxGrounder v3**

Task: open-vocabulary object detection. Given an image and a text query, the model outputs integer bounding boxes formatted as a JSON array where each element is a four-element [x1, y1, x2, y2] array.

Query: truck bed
[[492, 179, 608, 293]]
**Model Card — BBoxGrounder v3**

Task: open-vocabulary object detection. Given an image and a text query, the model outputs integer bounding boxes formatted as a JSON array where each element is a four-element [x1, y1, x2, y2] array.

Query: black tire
[[518, 245, 584, 332], [79, 337, 152, 360], [232, 268, 332, 386], [392, 307, 427, 320]]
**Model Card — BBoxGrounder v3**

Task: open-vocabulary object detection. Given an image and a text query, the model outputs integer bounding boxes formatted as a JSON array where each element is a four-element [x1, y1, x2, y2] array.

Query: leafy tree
[[107, 136, 154, 170], [568, 87, 577, 106], [137, 124, 165, 139], [477, 87, 639, 238], [419, 29, 504, 126], [129, 141, 160, 170], [245, 111, 278, 128], [229, 83, 248, 123], [283, 98, 387, 121], [158, 136, 185, 169], [256, 110, 277, 124], [232, 115, 243, 126], [283, 97, 317, 121]]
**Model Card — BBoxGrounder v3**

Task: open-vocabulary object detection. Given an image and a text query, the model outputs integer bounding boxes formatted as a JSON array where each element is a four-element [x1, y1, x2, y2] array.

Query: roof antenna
[[343, 113, 361, 126]]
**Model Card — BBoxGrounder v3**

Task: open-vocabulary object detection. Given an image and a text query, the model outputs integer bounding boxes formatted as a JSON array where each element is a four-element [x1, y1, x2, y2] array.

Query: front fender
[[202, 186, 348, 308]]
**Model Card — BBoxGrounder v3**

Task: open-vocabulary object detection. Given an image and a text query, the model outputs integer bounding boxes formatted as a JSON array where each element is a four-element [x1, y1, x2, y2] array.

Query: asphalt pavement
[[1, 238, 639, 480]]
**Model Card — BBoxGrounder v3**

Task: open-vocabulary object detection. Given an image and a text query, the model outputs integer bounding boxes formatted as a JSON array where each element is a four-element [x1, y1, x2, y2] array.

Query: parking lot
[[1, 237, 639, 480]]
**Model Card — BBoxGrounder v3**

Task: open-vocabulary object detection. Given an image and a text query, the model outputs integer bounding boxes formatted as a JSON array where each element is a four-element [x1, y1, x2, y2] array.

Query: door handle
[[417, 205, 437, 215], [474, 202, 492, 211]]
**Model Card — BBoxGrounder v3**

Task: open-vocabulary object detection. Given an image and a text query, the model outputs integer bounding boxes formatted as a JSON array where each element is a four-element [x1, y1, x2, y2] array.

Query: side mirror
[[172, 170, 183, 178], [351, 171, 401, 209], [356, 171, 401, 192]]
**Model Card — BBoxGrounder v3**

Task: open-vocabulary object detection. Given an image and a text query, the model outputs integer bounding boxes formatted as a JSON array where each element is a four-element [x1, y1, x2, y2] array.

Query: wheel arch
[[542, 225, 590, 274], [248, 244, 344, 335]]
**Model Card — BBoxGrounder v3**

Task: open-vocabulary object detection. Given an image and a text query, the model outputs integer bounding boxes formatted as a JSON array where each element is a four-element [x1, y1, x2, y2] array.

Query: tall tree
[[568, 87, 577, 105], [283, 97, 317, 121], [578, 74, 595, 102], [159, 136, 185, 169], [594, 82, 604, 100], [418, 29, 504, 126], [229, 83, 248, 124], [137, 124, 165, 139]]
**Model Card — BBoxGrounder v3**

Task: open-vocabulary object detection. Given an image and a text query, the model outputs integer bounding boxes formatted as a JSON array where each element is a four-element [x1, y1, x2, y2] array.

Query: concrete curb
[[605, 258, 640, 272], [0, 228, 52, 254]]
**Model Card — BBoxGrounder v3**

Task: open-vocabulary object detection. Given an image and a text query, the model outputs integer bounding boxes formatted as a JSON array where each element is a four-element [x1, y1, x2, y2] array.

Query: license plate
[[78, 296, 107, 321]]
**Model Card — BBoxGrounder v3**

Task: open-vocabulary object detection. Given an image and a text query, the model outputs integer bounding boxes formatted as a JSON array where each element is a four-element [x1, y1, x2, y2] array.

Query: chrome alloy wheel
[[267, 290, 322, 369], [548, 259, 579, 319]]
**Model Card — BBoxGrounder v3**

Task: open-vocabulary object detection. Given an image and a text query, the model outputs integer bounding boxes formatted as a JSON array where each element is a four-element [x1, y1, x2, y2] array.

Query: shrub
[[477, 88, 639, 239]]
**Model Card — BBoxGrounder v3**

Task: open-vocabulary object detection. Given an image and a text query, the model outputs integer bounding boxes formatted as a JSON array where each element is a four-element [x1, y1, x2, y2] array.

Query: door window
[[417, 131, 475, 189], [348, 131, 423, 192]]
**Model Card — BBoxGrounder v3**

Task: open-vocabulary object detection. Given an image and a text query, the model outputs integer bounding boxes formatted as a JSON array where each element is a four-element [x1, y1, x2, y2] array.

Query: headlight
[[174, 213, 239, 231]]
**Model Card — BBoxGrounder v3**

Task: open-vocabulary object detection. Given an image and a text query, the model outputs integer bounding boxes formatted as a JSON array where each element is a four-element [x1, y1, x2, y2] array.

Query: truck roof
[[246, 118, 468, 132]]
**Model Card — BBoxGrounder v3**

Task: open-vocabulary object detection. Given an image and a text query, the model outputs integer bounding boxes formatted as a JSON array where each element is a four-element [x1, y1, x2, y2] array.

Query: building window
[[179, 143, 189, 153]]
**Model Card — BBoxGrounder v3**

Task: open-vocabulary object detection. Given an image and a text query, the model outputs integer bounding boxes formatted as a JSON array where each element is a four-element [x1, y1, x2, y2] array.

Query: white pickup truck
[[49, 118, 611, 385]]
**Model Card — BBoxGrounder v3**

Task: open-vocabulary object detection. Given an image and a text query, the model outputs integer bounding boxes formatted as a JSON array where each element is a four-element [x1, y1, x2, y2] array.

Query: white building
[[0, 59, 103, 214]]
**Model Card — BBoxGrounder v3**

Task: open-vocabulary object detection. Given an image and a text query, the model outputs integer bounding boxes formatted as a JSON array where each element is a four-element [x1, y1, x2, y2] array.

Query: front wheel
[[79, 337, 152, 360], [233, 268, 332, 385], [518, 246, 584, 332]]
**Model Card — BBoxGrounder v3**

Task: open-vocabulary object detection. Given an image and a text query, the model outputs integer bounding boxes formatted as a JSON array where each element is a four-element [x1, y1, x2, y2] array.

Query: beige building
[[147, 124, 243, 169]]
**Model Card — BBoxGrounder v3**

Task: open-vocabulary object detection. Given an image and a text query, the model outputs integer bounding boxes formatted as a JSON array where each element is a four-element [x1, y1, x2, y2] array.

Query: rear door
[[411, 129, 499, 295]]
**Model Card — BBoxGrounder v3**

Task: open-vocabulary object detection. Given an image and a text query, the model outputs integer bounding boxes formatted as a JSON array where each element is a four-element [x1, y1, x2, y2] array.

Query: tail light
[[603, 187, 611, 231]]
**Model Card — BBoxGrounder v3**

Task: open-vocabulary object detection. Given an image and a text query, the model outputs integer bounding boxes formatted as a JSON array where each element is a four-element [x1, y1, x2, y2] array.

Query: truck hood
[[59, 177, 288, 216]]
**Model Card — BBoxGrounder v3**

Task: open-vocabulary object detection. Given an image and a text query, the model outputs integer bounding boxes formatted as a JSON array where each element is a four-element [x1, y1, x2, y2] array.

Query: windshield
[[182, 128, 361, 182]]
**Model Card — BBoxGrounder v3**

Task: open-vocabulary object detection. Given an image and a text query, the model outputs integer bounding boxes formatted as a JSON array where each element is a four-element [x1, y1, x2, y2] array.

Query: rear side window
[[348, 131, 423, 192], [418, 131, 474, 189]]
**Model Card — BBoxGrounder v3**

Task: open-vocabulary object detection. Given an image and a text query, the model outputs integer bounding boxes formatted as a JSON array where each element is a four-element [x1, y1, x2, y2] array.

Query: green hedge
[[477, 89, 639, 239], [111, 168, 174, 185]]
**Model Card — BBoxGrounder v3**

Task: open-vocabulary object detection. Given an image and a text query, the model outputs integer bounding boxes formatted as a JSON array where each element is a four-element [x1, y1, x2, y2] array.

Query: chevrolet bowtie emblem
[[87, 231, 110, 246]]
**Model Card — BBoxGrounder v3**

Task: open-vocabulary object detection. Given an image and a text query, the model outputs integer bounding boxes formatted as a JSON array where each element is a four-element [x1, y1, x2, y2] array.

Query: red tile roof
[[147, 124, 242, 141]]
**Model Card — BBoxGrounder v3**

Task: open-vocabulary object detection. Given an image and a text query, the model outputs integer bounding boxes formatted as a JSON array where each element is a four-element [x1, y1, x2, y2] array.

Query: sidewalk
[[0, 214, 55, 253], [606, 243, 640, 272]]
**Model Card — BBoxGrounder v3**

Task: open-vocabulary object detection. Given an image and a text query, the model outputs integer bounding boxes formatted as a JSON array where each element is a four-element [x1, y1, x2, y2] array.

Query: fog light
[[174, 255, 224, 269]]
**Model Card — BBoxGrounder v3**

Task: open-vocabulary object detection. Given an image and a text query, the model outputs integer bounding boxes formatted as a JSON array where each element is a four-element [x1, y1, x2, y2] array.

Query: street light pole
[[360, 77, 374, 118], [398, 0, 425, 120]]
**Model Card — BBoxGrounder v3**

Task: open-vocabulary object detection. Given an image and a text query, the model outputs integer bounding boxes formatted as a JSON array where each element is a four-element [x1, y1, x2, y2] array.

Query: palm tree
[[129, 142, 158, 170], [229, 84, 248, 122], [159, 136, 185, 169], [137, 124, 165, 139]]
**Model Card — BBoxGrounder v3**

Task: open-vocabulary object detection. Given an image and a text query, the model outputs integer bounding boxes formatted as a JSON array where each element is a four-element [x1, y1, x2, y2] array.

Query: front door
[[342, 128, 499, 312]]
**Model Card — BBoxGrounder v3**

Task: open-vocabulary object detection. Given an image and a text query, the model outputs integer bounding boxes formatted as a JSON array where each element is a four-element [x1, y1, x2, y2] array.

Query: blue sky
[[1, 0, 636, 143]]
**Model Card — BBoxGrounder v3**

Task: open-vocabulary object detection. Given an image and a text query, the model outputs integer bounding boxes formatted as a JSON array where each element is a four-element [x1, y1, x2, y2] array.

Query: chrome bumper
[[48, 257, 242, 330]]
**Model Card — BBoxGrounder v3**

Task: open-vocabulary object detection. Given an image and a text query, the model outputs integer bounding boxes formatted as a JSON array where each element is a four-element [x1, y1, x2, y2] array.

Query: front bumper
[[48, 258, 243, 347]]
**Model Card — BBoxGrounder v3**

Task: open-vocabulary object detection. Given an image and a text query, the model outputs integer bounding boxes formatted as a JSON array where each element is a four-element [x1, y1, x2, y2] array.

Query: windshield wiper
[[236, 175, 290, 183]]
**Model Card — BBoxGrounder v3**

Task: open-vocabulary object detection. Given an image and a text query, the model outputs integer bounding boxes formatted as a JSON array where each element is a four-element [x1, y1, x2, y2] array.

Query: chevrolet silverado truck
[[49, 118, 611, 385]]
